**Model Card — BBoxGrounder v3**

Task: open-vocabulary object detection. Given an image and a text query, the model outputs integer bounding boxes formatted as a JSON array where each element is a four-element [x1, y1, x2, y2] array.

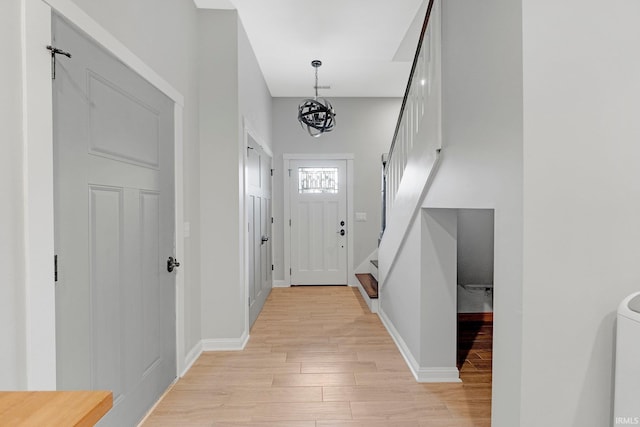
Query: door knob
[[261, 236, 269, 244], [339, 229, 346, 236], [167, 256, 181, 273]]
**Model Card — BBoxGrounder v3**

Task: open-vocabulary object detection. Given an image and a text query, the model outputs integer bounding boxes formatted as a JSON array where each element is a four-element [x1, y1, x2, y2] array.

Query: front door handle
[[339, 229, 345, 236], [167, 256, 181, 273], [261, 236, 269, 244]]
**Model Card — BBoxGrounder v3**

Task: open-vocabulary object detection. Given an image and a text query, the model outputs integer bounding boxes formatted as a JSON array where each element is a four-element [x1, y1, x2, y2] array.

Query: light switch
[[355, 212, 367, 222], [184, 222, 191, 238]]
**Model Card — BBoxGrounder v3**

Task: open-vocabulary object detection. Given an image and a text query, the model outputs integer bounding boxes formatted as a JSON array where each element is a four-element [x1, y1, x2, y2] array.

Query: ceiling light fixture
[[297, 60, 336, 138]]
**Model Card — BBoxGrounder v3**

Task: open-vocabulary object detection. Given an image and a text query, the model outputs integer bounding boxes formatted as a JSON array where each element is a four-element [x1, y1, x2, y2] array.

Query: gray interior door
[[247, 137, 272, 327], [52, 14, 176, 426]]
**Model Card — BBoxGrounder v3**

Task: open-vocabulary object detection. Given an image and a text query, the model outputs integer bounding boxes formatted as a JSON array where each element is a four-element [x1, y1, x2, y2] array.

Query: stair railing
[[382, 0, 437, 235]]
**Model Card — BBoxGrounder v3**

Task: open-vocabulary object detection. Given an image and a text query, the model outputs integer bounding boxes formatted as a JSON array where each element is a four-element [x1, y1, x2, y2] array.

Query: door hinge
[[289, 219, 291, 226], [271, 264, 274, 271], [290, 268, 292, 275], [288, 169, 292, 177], [54, 254, 58, 282], [270, 168, 274, 176], [271, 217, 274, 224]]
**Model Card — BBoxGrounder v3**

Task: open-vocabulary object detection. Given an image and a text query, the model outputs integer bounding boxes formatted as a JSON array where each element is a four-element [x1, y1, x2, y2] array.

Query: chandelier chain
[[315, 66, 319, 99]]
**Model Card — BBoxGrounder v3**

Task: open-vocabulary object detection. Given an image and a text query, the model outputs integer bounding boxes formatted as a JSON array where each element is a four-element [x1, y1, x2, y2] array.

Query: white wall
[[199, 10, 272, 341], [0, 0, 26, 390], [272, 98, 400, 282], [521, 1, 640, 425]]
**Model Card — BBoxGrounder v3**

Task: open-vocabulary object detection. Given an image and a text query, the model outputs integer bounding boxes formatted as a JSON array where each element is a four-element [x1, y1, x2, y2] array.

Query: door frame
[[242, 117, 273, 332], [22, 0, 186, 389], [283, 154, 355, 287]]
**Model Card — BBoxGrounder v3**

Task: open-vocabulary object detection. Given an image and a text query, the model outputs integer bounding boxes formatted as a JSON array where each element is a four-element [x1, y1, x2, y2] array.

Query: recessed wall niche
[[456, 209, 494, 313]]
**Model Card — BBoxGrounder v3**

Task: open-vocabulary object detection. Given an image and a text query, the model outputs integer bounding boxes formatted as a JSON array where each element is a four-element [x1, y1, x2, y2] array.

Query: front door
[[247, 137, 273, 326], [53, 15, 176, 426], [289, 159, 348, 285]]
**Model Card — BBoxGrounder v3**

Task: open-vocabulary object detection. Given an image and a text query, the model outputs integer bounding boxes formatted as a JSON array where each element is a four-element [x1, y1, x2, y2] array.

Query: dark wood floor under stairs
[[458, 314, 493, 388]]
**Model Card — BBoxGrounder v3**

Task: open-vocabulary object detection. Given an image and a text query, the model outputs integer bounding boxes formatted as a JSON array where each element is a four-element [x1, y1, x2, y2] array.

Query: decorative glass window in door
[[298, 167, 338, 194]]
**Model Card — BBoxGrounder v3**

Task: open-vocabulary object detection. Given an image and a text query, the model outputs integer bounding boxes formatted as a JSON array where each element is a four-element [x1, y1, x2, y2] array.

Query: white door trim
[[22, 0, 186, 389], [283, 154, 355, 287]]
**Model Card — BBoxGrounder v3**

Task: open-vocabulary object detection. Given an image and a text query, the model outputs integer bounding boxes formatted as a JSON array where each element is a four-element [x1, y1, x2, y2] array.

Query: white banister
[[383, 0, 440, 231]]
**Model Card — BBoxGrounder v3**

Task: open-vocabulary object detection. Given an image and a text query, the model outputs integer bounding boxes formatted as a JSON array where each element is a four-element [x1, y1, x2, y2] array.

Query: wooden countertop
[[0, 391, 112, 426]]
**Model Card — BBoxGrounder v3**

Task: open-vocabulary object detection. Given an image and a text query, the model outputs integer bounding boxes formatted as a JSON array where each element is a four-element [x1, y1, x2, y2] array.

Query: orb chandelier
[[297, 60, 336, 137]]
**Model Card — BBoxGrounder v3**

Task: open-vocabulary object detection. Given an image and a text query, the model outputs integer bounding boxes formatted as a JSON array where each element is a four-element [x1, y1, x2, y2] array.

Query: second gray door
[[247, 136, 272, 326]]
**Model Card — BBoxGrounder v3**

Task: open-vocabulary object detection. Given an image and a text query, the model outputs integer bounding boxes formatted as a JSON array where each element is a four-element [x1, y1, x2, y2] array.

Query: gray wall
[[271, 98, 400, 282], [457, 209, 494, 286], [0, 0, 26, 389], [238, 20, 273, 152], [199, 10, 273, 340], [198, 11, 242, 339], [521, 0, 640, 425]]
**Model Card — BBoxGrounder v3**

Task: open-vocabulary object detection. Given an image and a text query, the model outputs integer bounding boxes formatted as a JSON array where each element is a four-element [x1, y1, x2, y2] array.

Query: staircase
[[355, 260, 379, 313], [373, 0, 463, 384]]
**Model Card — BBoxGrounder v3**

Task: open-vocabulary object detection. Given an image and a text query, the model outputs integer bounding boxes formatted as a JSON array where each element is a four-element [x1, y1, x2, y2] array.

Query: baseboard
[[201, 331, 249, 351], [180, 331, 250, 378], [378, 308, 460, 383], [414, 367, 462, 382], [273, 280, 289, 288], [181, 341, 203, 377]]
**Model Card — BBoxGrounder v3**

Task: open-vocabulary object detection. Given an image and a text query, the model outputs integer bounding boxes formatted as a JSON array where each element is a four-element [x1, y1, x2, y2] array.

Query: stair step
[[369, 259, 379, 281], [355, 273, 378, 299]]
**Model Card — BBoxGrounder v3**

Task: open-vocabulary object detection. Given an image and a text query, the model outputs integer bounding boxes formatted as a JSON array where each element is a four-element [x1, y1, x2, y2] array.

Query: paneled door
[[53, 15, 176, 426], [247, 136, 272, 326], [290, 159, 347, 285]]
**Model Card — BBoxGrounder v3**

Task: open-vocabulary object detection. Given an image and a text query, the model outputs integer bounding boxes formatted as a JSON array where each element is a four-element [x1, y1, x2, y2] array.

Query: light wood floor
[[143, 286, 492, 426]]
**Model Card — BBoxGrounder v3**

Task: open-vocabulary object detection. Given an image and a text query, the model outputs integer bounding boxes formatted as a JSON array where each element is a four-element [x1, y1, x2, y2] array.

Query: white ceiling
[[195, 0, 427, 97]]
